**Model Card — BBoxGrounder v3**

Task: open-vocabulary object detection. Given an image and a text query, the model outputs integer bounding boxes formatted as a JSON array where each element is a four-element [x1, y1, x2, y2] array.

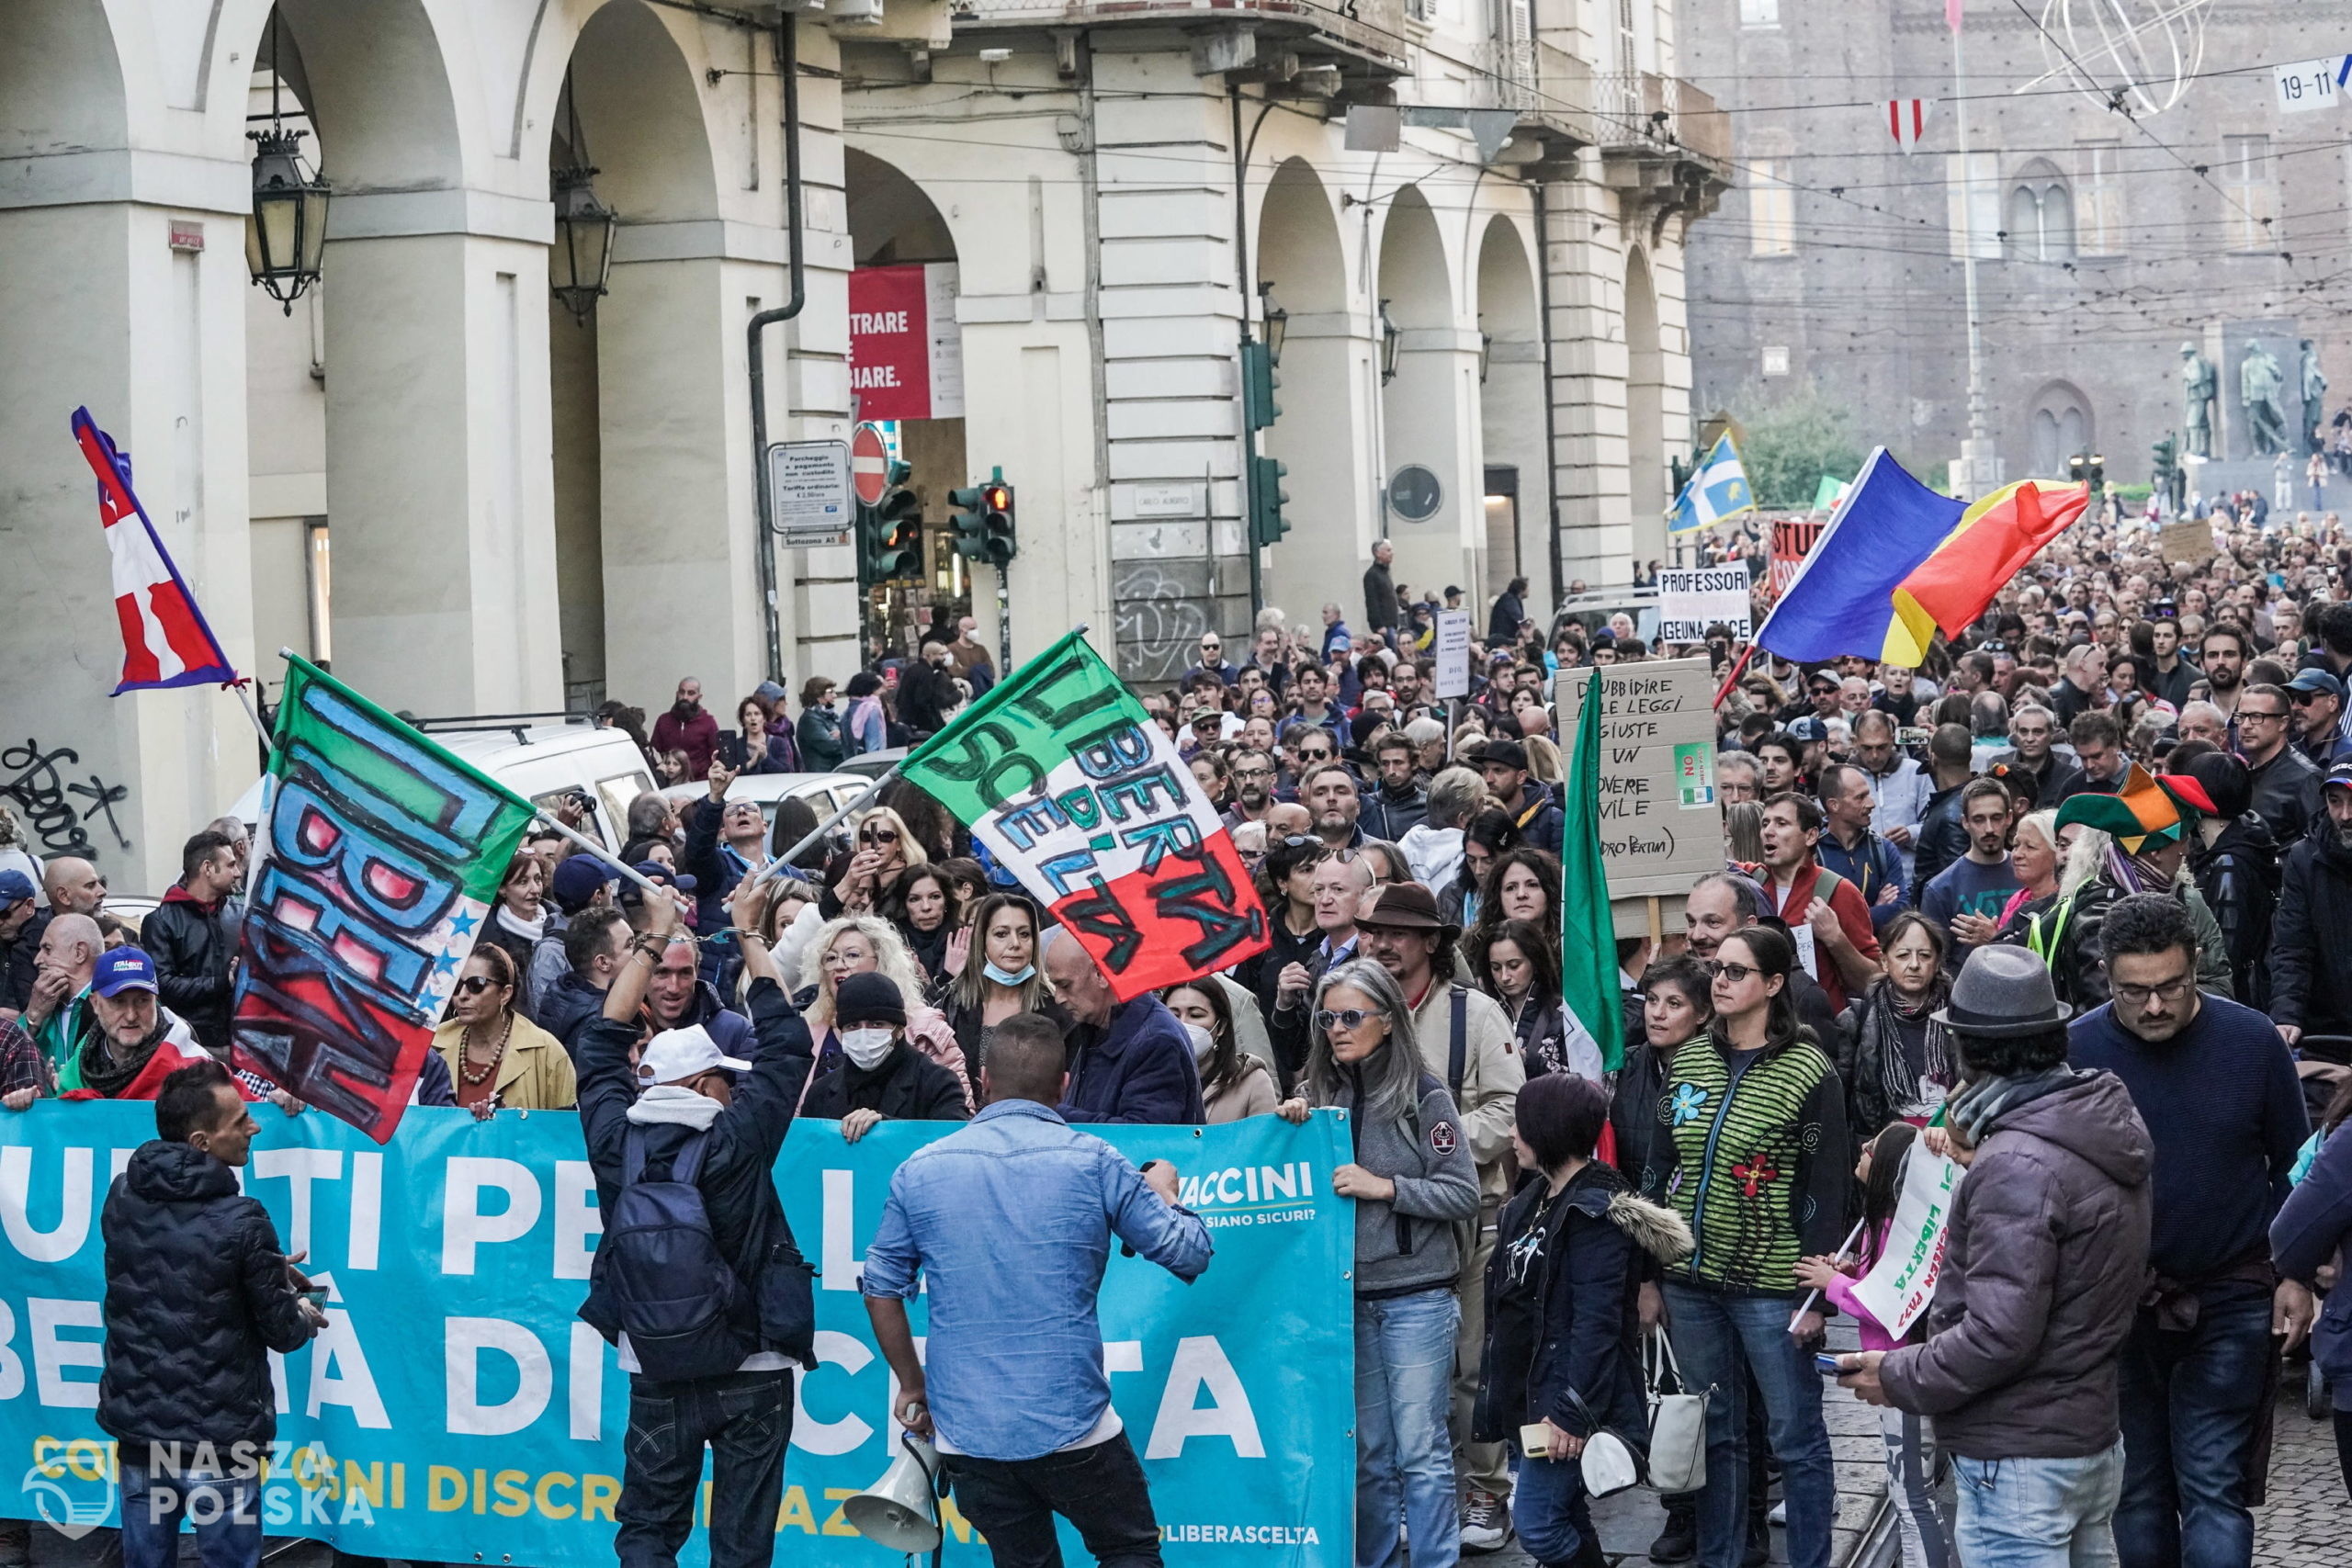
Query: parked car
[[837, 747, 908, 781], [658, 772, 874, 858], [227, 719, 660, 856]]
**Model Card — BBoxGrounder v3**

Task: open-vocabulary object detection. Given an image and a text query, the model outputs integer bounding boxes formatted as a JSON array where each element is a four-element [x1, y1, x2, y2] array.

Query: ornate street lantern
[[549, 74, 616, 323], [1259, 280, 1288, 367], [245, 14, 329, 315], [1379, 299, 1401, 385]]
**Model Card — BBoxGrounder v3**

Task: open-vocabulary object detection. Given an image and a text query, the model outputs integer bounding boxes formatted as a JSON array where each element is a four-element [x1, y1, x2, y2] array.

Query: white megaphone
[[843, 1426, 943, 1554]]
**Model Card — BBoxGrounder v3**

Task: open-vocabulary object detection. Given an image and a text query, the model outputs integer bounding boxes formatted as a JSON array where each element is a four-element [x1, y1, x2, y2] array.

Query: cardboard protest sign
[[900, 631, 1270, 998], [1768, 518, 1825, 600], [2159, 520, 2215, 565], [1851, 1146, 1963, 1338], [1552, 658, 1721, 910], [1657, 567, 1754, 643]]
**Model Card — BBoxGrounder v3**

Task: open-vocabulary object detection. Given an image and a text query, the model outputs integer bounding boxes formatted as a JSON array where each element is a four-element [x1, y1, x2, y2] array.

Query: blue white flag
[[1668, 434, 1757, 534]]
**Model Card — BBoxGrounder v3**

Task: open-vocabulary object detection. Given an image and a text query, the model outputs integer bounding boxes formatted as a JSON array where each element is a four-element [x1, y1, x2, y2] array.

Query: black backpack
[[603, 1127, 759, 1382]]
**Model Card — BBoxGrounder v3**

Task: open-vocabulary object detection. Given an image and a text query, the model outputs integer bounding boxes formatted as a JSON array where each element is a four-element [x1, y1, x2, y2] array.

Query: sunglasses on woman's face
[[455, 975, 500, 996], [1315, 1008, 1385, 1033], [860, 827, 899, 845], [1702, 960, 1758, 984]]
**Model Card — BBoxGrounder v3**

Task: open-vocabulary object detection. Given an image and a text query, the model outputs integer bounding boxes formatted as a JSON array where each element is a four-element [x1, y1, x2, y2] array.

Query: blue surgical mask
[[982, 959, 1035, 987]]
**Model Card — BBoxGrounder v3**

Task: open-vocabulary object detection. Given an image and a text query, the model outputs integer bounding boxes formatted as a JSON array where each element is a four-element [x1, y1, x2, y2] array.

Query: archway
[[1476, 216, 1545, 628], [843, 145, 969, 662], [2028, 379, 2093, 478], [1625, 245, 1667, 572], [1255, 158, 1362, 632], [1375, 184, 1470, 622]]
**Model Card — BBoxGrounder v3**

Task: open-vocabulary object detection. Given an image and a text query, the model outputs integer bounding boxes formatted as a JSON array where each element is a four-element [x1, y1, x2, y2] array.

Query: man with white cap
[[573, 882, 817, 1568]]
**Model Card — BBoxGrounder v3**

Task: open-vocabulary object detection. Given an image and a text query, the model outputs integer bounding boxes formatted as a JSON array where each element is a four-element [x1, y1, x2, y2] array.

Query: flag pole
[[231, 680, 275, 753], [1789, 1218, 1868, 1331], [752, 767, 902, 886], [533, 812, 675, 901]]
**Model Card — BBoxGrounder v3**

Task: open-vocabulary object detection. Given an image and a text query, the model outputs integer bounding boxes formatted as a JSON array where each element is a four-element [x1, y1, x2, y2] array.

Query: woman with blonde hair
[[797, 915, 968, 1109], [822, 805, 927, 922], [1521, 733, 1564, 784]]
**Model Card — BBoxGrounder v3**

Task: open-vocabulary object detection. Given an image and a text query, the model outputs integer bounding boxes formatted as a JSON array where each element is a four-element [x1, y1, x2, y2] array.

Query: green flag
[[1561, 669, 1622, 1071]]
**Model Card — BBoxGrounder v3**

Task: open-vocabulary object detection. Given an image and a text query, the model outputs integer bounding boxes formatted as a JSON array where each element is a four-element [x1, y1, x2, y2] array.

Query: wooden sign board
[[1555, 657, 1722, 936], [2159, 520, 2215, 565]]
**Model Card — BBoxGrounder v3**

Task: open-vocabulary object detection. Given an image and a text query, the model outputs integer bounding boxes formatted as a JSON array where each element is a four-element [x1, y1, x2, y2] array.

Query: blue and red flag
[[1755, 448, 2088, 667], [72, 406, 240, 694]]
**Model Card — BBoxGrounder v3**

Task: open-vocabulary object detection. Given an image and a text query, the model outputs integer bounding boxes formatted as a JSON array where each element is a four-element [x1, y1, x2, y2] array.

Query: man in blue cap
[[50, 949, 212, 1102], [2287, 668, 2349, 767]]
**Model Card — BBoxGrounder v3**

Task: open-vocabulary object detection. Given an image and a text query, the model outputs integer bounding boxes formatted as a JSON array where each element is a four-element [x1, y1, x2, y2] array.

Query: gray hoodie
[[1880, 1067, 2153, 1460], [1333, 1067, 1483, 1297]]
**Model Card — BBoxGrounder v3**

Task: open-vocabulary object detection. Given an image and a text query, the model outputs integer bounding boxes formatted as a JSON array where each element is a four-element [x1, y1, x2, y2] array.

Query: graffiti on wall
[[2, 739, 133, 860]]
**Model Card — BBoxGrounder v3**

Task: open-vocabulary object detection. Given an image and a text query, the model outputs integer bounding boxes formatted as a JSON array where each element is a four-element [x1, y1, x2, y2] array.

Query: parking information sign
[[767, 440, 854, 547]]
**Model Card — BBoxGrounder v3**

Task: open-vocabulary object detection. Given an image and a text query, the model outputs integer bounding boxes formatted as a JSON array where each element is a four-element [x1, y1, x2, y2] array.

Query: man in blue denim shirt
[[863, 1013, 1213, 1567]]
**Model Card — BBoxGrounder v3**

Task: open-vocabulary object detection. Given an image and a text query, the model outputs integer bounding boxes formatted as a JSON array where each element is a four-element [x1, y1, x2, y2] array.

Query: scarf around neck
[[497, 905, 548, 942]]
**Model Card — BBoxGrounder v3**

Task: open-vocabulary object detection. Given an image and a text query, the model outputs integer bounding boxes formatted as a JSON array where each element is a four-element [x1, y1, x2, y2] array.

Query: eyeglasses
[[1702, 960, 1760, 984], [1233, 764, 1275, 778], [2238, 708, 2287, 724], [1315, 1008, 1385, 1032], [2292, 692, 2334, 707], [2112, 976, 2194, 1007], [1298, 748, 1334, 761], [859, 827, 900, 844], [455, 975, 500, 996]]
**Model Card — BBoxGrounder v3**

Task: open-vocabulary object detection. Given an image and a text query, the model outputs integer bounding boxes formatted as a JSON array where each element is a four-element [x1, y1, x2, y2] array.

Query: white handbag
[[1644, 1329, 1713, 1495]]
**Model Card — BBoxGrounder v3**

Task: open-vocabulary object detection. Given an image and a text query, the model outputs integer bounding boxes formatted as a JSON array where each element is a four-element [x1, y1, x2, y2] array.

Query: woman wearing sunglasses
[[435, 944, 576, 1120], [1276, 960, 1479, 1568], [1642, 926, 1851, 1568], [824, 806, 925, 923]]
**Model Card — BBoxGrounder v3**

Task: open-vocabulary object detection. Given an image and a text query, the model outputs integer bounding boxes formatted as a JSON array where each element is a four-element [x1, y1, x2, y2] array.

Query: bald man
[[1041, 929, 1205, 1125], [12, 913, 103, 1089], [6, 855, 106, 1008]]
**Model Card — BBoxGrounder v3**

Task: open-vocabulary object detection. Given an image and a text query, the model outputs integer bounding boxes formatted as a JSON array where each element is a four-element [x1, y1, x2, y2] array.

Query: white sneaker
[[1461, 1488, 1512, 1553]]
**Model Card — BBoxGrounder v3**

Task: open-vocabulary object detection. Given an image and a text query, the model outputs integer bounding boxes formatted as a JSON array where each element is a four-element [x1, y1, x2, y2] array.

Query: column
[[1542, 169, 1634, 589], [1261, 311, 1381, 626], [321, 209, 563, 717]]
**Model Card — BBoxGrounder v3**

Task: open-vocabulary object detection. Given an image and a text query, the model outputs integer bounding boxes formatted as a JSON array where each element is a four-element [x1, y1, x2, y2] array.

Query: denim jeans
[[1510, 1450, 1594, 1565], [1951, 1440, 2125, 1568], [1661, 1283, 1836, 1568], [1877, 1404, 1953, 1568], [2112, 1292, 2274, 1568], [617, 1368, 792, 1568], [118, 1463, 262, 1568], [1355, 1287, 1461, 1568], [942, 1432, 1162, 1568]]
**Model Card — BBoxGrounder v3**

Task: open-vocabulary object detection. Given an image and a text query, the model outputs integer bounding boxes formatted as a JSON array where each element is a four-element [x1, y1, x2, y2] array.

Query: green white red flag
[[899, 630, 1270, 998]]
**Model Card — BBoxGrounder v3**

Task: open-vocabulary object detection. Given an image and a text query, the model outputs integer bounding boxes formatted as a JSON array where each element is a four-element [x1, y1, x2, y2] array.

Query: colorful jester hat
[[2052, 762, 2219, 852]]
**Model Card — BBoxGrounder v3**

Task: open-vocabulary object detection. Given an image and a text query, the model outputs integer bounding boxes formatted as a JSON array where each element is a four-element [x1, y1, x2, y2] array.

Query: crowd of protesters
[[6, 508, 2352, 1568]]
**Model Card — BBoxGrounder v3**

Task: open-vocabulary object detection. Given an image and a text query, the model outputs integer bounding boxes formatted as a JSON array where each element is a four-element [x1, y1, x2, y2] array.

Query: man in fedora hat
[[2066, 894, 2311, 1568], [1838, 944, 2153, 1567], [1354, 880, 1526, 1551]]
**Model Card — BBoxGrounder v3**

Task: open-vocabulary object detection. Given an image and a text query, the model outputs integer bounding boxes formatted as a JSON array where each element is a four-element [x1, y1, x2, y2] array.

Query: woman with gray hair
[[1277, 959, 1480, 1568]]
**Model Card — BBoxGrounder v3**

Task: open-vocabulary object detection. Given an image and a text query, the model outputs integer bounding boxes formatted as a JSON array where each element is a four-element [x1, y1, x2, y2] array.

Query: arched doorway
[[1476, 216, 1545, 629], [1255, 158, 1361, 629], [844, 145, 969, 662], [1376, 185, 1469, 622], [1625, 246, 1667, 573]]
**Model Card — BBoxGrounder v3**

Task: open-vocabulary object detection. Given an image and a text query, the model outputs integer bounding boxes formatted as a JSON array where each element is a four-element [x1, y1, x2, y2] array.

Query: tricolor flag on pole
[[73, 406, 239, 694], [1887, 98, 1931, 154], [1667, 434, 1758, 535], [899, 630, 1271, 998], [1557, 670, 1620, 1078]]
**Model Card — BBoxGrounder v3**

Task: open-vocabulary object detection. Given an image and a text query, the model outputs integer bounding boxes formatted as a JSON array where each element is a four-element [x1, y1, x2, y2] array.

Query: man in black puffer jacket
[[100, 1059, 322, 1568], [138, 830, 245, 1056], [575, 886, 817, 1568]]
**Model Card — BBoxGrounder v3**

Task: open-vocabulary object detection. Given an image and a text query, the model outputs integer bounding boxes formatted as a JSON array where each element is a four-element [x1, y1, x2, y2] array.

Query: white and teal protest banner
[[0, 1103, 1354, 1566]]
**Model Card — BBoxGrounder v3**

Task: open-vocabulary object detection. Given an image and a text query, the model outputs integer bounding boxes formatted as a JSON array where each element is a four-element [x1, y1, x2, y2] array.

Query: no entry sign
[[852, 423, 890, 506]]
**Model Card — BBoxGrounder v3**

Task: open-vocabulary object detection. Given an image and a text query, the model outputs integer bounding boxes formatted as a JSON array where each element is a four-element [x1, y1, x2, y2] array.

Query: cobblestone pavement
[[2253, 1380, 2349, 1568]]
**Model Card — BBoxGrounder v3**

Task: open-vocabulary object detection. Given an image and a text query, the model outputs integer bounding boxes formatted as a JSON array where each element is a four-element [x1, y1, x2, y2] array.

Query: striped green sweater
[[1643, 1029, 1852, 1294]]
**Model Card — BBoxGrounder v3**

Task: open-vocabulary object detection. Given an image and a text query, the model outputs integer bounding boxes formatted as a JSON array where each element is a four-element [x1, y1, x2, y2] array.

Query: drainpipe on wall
[[1532, 177, 1565, 616], [747, 14, 808, 686]]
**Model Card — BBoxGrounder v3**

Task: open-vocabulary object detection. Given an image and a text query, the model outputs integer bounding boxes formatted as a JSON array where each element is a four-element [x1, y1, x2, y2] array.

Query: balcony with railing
[[947, 0, 1413, 74], [1589, 69, 1731, 218]]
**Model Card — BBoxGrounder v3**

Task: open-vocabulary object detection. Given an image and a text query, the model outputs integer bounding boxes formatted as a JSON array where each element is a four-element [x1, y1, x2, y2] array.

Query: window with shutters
[[2077, 142, 2125, 255], [2223, 135, 2277, 252]]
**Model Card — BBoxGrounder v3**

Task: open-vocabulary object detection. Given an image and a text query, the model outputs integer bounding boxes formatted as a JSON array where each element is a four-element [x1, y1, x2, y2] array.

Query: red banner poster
[[1768, 518, 1826, 601], [849, 265, 931, 421]]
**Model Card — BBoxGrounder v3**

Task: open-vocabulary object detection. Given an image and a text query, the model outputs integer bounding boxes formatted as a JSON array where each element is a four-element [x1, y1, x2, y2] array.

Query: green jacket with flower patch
[[1643, 1027, 1851, 1294]]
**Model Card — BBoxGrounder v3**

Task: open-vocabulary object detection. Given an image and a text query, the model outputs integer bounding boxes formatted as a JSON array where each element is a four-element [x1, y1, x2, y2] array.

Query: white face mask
[[841, 1026, 896, 1070], [1183, 1023, 1217, 1065]]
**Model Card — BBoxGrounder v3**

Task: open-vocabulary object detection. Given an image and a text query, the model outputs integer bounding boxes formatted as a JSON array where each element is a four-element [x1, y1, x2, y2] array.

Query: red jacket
[[650, 706, 720, 780], [1761, 861, 1883, 1014]]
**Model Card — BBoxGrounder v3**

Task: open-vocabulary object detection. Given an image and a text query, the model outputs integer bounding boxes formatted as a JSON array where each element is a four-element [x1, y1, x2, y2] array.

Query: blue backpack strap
[[671, 1128, 711, 1185], [1449, 987, 1468, 1104], [623, 1124, 648, 1184]]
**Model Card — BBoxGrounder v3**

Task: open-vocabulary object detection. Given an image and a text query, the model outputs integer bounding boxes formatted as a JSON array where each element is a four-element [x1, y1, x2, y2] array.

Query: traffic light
[[2151, 434, 2177, 487], [978, 477, 1016, 567], [857, 460, 922, 589], [1249, 453, 1289, 547], [1241, 341, 1280, 432], [947, 471, 1016, 567]]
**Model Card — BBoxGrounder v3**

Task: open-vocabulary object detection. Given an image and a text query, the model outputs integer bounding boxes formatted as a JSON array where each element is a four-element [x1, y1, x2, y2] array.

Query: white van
[[228, 721, 659, 854]]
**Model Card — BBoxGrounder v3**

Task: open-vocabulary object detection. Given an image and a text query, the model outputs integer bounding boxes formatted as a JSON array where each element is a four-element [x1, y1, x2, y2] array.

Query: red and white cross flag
[[72, 406, 239, 694], [1887, 98, 1931, 155]]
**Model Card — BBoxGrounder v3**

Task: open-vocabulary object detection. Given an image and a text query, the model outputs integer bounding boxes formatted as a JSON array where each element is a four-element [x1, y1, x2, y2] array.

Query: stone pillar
[[1384, 331, 1486, 618], [321, 220, 564, 716], [0, 188, 260, 890], [1261, 312, 1380, 629], [1542, 170, 1634, 589]]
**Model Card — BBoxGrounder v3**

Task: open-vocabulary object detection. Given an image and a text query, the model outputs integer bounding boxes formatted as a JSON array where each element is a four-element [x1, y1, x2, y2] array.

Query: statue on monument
[[2242, 340, 2289, 457], [2302, 339, 2328, 456], [2180, 343, 2216, 458]]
